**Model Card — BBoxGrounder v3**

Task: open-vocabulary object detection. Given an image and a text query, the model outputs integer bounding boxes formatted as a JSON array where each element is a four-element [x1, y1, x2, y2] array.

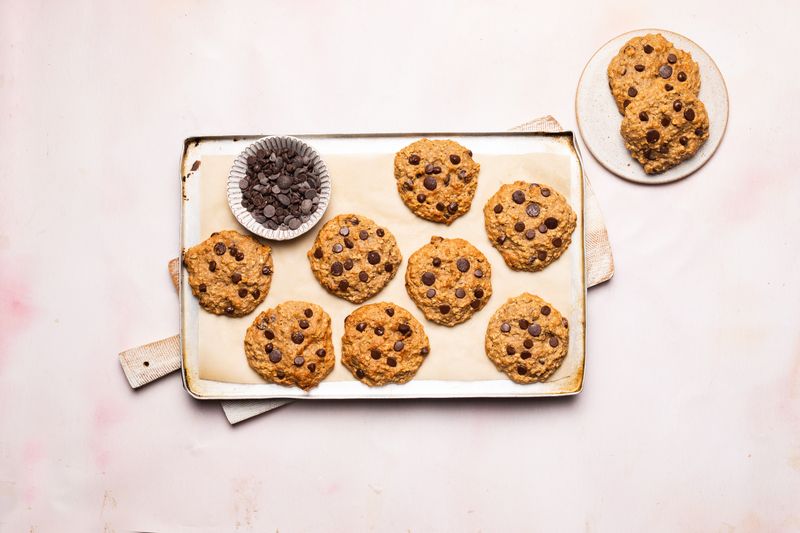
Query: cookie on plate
[[607, 33, 701, 114], [394, 138, 480, 224], [405, 236, 492, 326], [183, 230, 273, 317], [307, 214, 402, 303], [621, 91, 710, 174], [341, 302, 430, 386], [483, 181, 577, 272], [485, 293, 569, 384], [244, 301, 334, 390]]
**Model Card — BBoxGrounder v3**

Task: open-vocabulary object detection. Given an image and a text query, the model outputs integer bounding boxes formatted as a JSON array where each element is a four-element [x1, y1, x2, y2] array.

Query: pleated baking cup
[[227, 136, 331, 240]]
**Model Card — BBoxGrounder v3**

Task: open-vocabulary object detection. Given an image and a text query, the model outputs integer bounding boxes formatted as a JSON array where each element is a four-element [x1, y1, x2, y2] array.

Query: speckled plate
[[575, 29, 729, 185]]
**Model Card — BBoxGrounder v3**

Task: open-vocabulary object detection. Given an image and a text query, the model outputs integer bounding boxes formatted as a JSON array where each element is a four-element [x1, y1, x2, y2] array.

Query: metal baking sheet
[[180, 132, 586, 400]]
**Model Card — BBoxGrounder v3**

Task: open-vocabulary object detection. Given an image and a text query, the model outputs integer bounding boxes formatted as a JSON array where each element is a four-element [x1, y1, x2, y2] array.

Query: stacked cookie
[[608, 33, 710, 174]]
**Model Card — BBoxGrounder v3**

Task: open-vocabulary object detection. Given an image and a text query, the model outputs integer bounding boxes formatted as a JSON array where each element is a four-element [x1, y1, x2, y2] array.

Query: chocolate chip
[[356, 322, 367, 332], [540, 188, 551, 197], [506, 345, 516, 355], [562, 318, 569, 328], [449, 154, 461, 164], [659, 65, 673, 78], [684, 108, 696, 121], [646, 130, 660, 143], [667, 53, 677, 64], [677, 72, 687, 82], [456, 258, 470, 272], [421, 272, 436, 285], [549, 337, 559, 347], [426, 288, 436, 298], [299, 319, 309, 329], [474, 288, 484, 298], [213, 242, 226, 255], [316, 348, 326, 358], [644, 149, 656, 160], [358, 271, 368, 282], [408, 154, 420, 165], [435, 202, 445, 211], [500, 323, 511, 333], [455, 288, 466, 298], [437, 304, 450, 314], [634, 64, 645, 72], [293, 355, 304, 366], [512, 190, 525, 204], [523, 339, 533, 349], [198, 283, 207, 293], [252, 289, 261, 299], [665, 84, 674, 91], [393, 341, 404, 351], [339, 227, 349, 237], [231, 273, 242, 284], [358, 230, 369, 240], [338, 280, 349, 291], [520, 351, 531, 360], [376, 228, 385, 237], [514, 222, 525, 232], [269, 350, 282, 363], [541, 306, 551, 316], [552, 237, 563, 247], [525, 229, 535, 240], [374, 326, 384, 336], [314, 248, 323, 259], [384, 263, 393, 273], [628, 87, 638, 97], [356, 369, 365, 378], [432, 166, 441, 174], [387, 356, 397, 367], [265, 329, 275, 340], [371, 349, 381, 360], [526, 202, 541, 217], [307, 363, 316, 372], [423, 176, 437, 190], [623, 99, 631, 108], [208, 260, 216, 272], [224, 306, 234, 315], [528, 323, 542, 336], [424, 163, 434, 174], [262, 266, 272, 276], [538, 224, 548, 234], [331, 262, 343, 276], [470, 300, 480, 309], [367, 251, 381, 265], [386, 307, 395, 317], [432, 257, 442, 267], [695, 128, 704, 136], [238, 288, 247, 298], [517, 365, 528, 375], [639, 111, 648, 121], [519, 319, 530, 330], [545, 217, 558, 229], [416, 194, 426, 203], [659, 144, 669, 154], [537, 250, 547, 261], [398, 323, 410, 335], [673, 100, 683, 112], [679, 136, 689, 146], [474, 269, 483, 278], [661, 117, 671, 127], [292, 332, 304, 344], [447, 202, 458, 214], [643, 44, 653, 53], [496, 235, 506, 245], [494, 204, 503, 214]]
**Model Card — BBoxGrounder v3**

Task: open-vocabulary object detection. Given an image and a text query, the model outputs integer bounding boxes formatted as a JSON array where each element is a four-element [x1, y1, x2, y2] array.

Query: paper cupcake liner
[[227, 136, 331, 241]]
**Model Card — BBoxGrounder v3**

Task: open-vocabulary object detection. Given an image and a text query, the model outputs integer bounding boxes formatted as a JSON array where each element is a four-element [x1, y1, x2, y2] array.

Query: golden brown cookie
[[394, 139, 480, 224], [183, 230, 273, 317], [483, 181, 577, 272], [341, 303, 430, 386], [244, 301, 334, 390], [405, 236, 492, 326], [485, 293, 569, 384], [621, 91, 710, 174], [307, 214, 402, 303], [608, 33, 700, 114]]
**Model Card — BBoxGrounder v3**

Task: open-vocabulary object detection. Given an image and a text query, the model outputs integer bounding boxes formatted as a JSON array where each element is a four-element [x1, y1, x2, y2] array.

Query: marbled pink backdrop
[[0, 0, 798, 531]]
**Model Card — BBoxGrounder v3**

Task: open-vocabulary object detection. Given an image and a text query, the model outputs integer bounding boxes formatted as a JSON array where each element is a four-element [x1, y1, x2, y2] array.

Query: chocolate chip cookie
[[244, 301, 334, 390], [183, 230, 273, 317], [608, 33, 700, 115], [405, 236, 492, 326], [341, 303, 430, 386], [485, 293, 569, 384], [483, 181, 577, 272], [621, 91, 710, 174], [307, 214, 402, 303], [394, 139, 480, 224]]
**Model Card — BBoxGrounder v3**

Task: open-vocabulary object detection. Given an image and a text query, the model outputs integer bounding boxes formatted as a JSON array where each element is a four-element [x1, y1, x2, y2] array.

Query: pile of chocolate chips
[[239, 146, 322, 231]]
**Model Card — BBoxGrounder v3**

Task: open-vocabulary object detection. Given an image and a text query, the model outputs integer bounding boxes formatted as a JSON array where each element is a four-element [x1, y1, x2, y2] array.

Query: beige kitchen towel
[[118, 117, 613, 424]]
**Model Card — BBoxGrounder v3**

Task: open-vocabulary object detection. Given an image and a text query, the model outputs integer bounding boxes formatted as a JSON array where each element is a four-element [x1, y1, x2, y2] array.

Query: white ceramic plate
[[575, 29, 729, 185]]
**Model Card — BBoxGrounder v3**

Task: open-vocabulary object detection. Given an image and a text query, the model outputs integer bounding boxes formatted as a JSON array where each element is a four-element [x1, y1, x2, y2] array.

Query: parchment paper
[[196, 148, 579, 385]]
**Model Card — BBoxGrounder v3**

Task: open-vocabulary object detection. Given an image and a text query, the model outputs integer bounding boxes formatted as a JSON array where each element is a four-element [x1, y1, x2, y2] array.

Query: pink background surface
[[1, 1, 799, 531]]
